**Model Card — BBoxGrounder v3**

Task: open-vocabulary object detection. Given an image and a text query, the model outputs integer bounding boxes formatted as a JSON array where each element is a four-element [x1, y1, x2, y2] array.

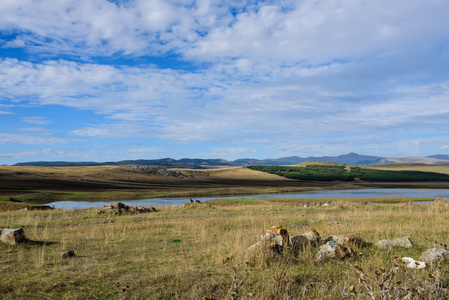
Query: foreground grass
[[1, 197, 449, 299]]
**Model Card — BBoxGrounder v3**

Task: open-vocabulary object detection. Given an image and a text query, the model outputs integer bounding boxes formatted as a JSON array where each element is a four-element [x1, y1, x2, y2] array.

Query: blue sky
[[1, 0, 449, 165]]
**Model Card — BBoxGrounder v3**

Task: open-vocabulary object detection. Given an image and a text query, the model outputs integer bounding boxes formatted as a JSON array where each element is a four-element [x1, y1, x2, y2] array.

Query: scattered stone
[[323, 202, 331, 206], [290, 235, 310, 252], [61, 250, 76, 259], [260, 225, 290, 247], [419, 247, 449, 263], [402, 257, 426, 269], [360, 201, 368, 205], [338, 205, 346, 209], [22, 205, 54, 211], [247, 241, 283, 255], [121, 165, 188, 178], [289, 228, 322, 254], [303, 203, 309, 208], [293, 223, 309, 228], [103, 220, 115, 225], [329, 220, 342, 225], [375, 236, 414, 249], [0, 228, 25, 245], [97, 202, 157, 215], [302, 228, 320, 243], [315, 241, 353, 261], [247, 225, 290, 255], [182, 199, 211, 208], [325, 234, 365, 247]]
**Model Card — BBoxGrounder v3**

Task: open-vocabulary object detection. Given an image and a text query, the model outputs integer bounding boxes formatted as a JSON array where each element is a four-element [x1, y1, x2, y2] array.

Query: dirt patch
[[0, 203, 27, 212]]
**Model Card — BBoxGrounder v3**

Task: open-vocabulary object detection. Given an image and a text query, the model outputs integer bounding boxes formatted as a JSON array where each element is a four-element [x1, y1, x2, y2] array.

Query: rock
[[293, 223, 309, 228], [419, 247, 449, 263], [182, 199, 209, 208], [0, 228, 25, 245], [248, 225, 290, 255], [290, 228, 322, 253], [97, 202, 157, 215], [338, 205, 346, 209], [329, 220, 342, 225], [247, 241, 283, 255], [325, 234, 365, 247], [260, 225, 290, 247], [402, 257, 426, 269], [61, 250, 76, 259], [110, 202, 127, 210], [375, 236, 414, 249], [302, 228, 320, 243], [315, 241, 353, 261], [24, 205, 54, 211], [290, 235, 310, 252], [121, 165, 187, 178]]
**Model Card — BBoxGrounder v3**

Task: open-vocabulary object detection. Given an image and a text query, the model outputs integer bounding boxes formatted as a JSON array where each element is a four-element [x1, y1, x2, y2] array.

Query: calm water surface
[[46, 188, 449, 209]]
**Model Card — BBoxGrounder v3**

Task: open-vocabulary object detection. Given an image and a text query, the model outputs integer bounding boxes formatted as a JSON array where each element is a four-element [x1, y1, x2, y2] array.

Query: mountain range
[[12, 153, 449, 168]]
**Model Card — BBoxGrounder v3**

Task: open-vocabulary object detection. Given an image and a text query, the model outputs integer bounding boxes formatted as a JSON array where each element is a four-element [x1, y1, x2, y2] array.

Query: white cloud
[[1, 1, 449, 161], [20, 116, 51, 125], [0, 0, 447, 64], [0, 133, 70, 145]]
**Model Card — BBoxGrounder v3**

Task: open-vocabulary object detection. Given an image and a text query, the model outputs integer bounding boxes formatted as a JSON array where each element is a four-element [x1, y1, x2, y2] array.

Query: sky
[[1, 0, 449, 165]]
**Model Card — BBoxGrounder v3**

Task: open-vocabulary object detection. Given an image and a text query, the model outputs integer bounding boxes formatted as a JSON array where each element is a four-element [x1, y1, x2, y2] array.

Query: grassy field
[[1, 197, 449, 299], [2, 164, 449, 208], [371, 163, 449, 175], [2, 164, 449, 298], [0, 165, 348, 207]]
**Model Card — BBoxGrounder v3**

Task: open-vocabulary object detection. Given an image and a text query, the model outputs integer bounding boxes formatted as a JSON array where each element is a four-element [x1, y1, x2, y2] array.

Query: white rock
[[402, 257, 426, 269]]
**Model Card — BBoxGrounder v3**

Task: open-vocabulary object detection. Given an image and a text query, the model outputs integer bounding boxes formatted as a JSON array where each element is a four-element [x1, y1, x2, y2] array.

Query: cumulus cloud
[[1, 0, 449, 162]]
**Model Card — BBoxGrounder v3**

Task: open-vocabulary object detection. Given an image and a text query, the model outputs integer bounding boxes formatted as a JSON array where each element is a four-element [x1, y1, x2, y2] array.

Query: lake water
[[45, 188, 449, 209]]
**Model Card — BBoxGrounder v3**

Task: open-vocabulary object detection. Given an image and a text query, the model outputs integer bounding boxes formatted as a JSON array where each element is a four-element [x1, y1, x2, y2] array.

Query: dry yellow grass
[[370, 163, 449, 175], [183, 166, 293, 180], [1, 198, 449, 299]]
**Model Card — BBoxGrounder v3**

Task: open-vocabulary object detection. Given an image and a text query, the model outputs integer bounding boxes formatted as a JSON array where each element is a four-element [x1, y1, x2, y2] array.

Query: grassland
[[1, 197, 449, 299], [0, 165, 352, 208], [2, 164, 449, 298], [2, 164, 449, 209]]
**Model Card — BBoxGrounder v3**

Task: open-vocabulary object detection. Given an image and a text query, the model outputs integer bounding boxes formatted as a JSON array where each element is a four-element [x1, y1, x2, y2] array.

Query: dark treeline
[[248, 165, 449, 182]]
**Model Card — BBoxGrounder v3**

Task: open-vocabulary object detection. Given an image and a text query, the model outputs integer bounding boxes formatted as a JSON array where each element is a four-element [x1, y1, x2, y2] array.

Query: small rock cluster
[[247, 225, 447, 268], [21, 205, 54, 211], [61, 250, 76, 259], [96, 202, 156, 215], [181, 198, 212, 208], [121, 165, 188, 178], [0, 228, 25, 245]]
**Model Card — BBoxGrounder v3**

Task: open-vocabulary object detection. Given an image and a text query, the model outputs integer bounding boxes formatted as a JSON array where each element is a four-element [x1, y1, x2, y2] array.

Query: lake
[[45, 188, 449, 209]]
